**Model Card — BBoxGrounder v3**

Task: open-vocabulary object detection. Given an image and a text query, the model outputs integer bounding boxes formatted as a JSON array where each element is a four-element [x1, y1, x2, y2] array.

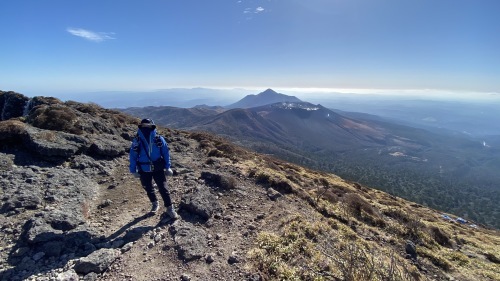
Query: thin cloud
[[67, 27, 115, 42], [243, 6, 265, 17]]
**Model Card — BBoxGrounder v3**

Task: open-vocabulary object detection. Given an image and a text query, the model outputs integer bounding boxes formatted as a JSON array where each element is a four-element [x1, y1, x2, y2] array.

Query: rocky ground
[[0, 128, 300, 281]]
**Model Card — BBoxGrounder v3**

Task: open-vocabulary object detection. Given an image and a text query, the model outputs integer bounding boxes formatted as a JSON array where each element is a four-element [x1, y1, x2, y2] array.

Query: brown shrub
[[321, 189, 340, 204], [66, 101, 100, 115], [0, 120, 27, 142], [29, 106, 81, 134], [429, 226, 452, 248], [253, 172, 293, 194], [200, 171, 237, 190], [207, 149, 224, 157], [342, 193, 375, 217]]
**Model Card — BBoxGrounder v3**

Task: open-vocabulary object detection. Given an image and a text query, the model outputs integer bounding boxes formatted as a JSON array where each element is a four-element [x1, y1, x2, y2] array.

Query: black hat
[[139, 118, 156, 129]]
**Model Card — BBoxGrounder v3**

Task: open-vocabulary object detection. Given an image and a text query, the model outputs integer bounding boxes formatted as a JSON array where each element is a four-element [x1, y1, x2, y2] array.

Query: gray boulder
[[89, 134, 129, 157], [24, 218, 63, 244], [0, 188, 42, 213], [24, 127, 90, 158], [73, 248, 120, 274], [180, 186, 222, 220], [44, 209, 85, 231], [172, 221, 208, 261]]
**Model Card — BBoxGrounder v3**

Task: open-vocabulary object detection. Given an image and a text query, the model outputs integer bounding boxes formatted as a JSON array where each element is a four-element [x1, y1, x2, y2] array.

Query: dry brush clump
[[250, 169, 295, 194], [249, 215, 421, 281], [190, 131, 252, 161], [28, 105, 82, 134], [0, 119, 27, 143], [200, 171, 237, 191]]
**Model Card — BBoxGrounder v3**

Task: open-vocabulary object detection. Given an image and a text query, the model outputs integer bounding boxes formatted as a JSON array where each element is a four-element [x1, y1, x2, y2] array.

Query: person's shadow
[[1, 212, 174, 281]]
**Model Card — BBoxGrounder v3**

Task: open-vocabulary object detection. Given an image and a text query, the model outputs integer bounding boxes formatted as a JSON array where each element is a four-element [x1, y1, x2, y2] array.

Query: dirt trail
[[83, 141, 313, 281]]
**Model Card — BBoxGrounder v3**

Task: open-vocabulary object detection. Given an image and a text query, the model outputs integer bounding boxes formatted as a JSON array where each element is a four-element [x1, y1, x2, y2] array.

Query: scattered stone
[[121, 242, 134, 253], [56, 269, 79, 281], [98, 199, 113, 209], [205, 253, 215, 263], [181, 273, 192, 281], [82, 272, 98, 281], [228, 251, 241, 264]]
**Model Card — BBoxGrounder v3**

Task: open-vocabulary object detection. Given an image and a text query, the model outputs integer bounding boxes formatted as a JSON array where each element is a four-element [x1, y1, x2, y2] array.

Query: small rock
[[256, 213, 265, 220], [267, 188, 282, 201], [405, 241, 417, 260], [181, 273, 191, 281], [98, 199, 112, 208], [154, 234, 162, 243], [12, 247, 29, 257], [205, 253, 215, 263], [228, 251, 241, 264], [56, 269, 79, 281]]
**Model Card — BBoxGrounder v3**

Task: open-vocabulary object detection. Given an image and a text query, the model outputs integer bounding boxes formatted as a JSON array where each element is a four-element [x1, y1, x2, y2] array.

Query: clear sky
[[1, 0, 499, 96]]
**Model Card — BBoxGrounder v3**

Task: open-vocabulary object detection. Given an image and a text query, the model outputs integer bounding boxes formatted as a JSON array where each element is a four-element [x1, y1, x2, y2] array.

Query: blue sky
[[1, 0, 499, 97]]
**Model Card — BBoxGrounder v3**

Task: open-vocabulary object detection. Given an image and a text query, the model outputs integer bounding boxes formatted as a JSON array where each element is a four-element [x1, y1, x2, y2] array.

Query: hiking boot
[[150, 201, 159, 214], [166, 205, 180, 220]]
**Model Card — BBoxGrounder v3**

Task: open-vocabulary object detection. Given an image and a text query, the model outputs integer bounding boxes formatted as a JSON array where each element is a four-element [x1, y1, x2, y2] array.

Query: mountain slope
[[227, 88, 302, 109], [1, 91, 499, 281], [191, 101, 427, 155], [120, 105, 225, 128], [125, 99, 500, 228]]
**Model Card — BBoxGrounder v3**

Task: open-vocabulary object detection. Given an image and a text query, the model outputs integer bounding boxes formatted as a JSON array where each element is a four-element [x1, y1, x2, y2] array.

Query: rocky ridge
[[0, 91, 499, 281]]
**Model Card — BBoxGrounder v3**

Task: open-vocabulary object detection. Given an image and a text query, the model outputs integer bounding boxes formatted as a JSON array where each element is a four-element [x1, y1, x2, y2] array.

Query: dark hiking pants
[[139, 169, 172, 207]]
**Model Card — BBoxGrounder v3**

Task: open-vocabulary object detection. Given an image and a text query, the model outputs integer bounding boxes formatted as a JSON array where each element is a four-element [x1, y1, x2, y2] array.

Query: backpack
[[132, 133, 168, 171]]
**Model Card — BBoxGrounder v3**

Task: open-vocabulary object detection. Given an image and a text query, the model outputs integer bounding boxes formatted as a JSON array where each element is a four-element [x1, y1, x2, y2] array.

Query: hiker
[[129, 118, 179, 219]]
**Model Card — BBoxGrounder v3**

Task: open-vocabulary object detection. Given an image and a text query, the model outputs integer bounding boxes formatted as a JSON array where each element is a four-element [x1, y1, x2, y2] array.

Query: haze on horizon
[[1, 0, 499, 99]]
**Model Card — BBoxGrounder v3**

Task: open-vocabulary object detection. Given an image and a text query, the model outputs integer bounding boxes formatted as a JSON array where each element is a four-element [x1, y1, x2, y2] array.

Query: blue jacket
[[129, 127, 171, 173]]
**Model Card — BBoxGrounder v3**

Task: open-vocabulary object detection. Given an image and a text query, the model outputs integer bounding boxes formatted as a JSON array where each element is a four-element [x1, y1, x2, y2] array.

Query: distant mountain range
[[120, 89, 500, 228]]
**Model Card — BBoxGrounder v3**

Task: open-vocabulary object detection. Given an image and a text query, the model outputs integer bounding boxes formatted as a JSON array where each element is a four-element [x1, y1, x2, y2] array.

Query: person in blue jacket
[[129, 118, 179, 219]]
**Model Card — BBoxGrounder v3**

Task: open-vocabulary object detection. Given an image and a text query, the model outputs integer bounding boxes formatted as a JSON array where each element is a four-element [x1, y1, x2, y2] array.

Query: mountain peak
[[259, 88, 278, 95], [227, 89, 302, 109]]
